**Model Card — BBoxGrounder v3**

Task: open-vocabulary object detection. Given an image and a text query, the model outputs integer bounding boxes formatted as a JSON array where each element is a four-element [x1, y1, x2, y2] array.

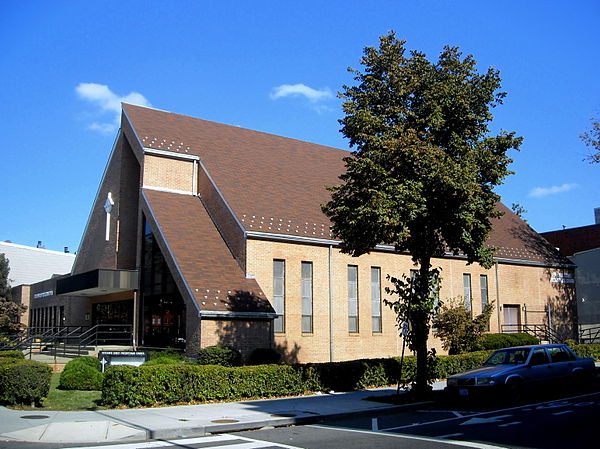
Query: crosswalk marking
[[63, 434, 302, 449]]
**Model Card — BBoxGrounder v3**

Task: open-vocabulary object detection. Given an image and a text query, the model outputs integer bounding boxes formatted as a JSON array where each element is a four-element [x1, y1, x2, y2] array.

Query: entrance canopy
[[56, 269, 138, 296]]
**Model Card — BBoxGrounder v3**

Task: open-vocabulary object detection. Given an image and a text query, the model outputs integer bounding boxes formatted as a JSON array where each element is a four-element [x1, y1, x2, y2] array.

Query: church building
[[20, 104, 576, 362]]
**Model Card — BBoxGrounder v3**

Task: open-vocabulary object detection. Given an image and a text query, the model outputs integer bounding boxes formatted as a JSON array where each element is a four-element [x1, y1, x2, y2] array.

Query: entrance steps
[[39, 343, 94, 358]]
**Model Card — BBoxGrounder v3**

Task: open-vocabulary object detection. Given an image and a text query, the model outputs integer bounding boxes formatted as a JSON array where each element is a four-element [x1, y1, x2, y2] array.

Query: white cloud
[[75, 83, 151, 133], [270, 83, 333, 102], [528, 183, 578, 198]]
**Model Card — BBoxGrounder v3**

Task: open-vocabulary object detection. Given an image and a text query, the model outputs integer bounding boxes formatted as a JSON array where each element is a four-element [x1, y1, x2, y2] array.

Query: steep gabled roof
[[125, 104, 344, 239], [142, 189, 273, 314], [541, 224, 600, 256], [125, 104, 570, 266]]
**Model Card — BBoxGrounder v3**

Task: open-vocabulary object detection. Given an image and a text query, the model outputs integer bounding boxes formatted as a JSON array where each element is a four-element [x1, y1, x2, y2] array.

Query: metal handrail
[[501, 323, 562, 344], [579, 325, 600, 344], [78, 324, 133, 355], [1, 324, 133, 358]]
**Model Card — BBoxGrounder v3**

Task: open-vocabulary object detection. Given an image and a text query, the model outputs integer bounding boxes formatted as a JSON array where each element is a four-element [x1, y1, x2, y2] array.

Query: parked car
[[445, 344, 596, 401]]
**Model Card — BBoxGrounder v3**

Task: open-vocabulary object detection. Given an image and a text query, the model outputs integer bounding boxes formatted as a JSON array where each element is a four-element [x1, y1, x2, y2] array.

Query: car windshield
[[484, 348, 531, 365]]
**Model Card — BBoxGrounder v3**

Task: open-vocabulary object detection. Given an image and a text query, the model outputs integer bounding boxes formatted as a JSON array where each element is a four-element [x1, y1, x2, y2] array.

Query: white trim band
[[143, 147, 200, 161]]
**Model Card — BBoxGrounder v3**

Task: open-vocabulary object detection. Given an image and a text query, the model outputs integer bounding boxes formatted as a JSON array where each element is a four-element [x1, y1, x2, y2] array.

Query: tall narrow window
[[273, 260, 285, 333], [463, 274, 472, 312], [480, 274, 489, 330], [480, 275, 488, 309], [348, 265, 359, 333], [371, 267, 382, 333], [301, 262, 313, 333]]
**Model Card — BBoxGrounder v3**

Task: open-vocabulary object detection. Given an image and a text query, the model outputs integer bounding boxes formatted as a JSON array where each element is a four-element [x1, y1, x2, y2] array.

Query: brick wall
[[197, 163, 246, 271], [11, 285, 30, 325], [28, 277, 92, 328], [143, 155, 194, 193], [200, 318, 271, 362], [74, 135, 140, 274], [247, 238, 576, 363]]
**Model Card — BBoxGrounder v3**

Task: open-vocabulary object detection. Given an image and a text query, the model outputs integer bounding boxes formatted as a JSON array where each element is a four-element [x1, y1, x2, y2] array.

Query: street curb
[[144, 400, 435, 440]]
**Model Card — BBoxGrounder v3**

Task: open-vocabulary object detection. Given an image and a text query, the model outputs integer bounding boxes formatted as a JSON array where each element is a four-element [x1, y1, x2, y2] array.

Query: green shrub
[[101, 363, 304, 407], [197, 345, 241, 367], [433, 300, 495, 354], [0, 350, 25, 359], [247, 348, 281, 365], [476, 333, 539, 350], [143, 356, 191, 366], [0, 359, 52, 406], [148, 348, 185, 360], [59, 356, 103, 390], [435, 351, 492, 378], [100, 351, 498, 408], [69, 356, 101, 370], [230, 365, 304, 397], [564, 339, 577, 348], [572, 344, 600, 360]]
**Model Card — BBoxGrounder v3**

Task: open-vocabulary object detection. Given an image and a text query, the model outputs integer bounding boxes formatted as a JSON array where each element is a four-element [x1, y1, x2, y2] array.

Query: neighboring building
[[542, 209, 600, 341], [1, 241, 75, 325], [20, 104, 576, 362], [1, 241, 75, 287]]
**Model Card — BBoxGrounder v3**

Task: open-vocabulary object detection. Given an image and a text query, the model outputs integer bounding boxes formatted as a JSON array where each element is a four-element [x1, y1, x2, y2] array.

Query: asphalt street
[[292, 390, 600, 449], [4, 390, 599, 449]]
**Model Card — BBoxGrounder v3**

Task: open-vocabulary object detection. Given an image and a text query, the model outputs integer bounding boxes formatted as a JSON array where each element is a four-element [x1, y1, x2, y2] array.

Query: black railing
[[0, 324, 133, 358], [579, 325, 600, 344], [501, 324, 562, 344]]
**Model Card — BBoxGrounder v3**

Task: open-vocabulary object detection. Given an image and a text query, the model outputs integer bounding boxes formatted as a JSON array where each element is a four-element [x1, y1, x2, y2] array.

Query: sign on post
[[98, 351, 149, 373]]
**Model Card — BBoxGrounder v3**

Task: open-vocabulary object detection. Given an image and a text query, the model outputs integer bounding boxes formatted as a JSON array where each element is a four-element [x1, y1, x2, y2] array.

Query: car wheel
[[570, 370, 591, 393], [505, 379, 523, 403]]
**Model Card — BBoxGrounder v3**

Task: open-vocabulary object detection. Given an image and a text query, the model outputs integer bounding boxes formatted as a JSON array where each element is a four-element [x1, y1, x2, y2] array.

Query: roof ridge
[[123, 103, 348, 152], [0, 241, 76, 256]]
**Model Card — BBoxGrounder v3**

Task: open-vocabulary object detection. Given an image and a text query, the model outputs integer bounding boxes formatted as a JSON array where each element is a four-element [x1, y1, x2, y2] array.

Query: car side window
[[549, 347, 573, 363], [530, 348, 549, 366]]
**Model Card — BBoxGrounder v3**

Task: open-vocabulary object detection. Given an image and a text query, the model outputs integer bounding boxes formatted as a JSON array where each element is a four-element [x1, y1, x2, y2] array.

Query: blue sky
[[1, 0, 598, 253]]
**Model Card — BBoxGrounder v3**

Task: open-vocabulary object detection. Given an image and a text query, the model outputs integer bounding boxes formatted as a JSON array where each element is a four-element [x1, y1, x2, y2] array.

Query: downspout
[[132, 290, 138, 349], [329, 245, 334, 362], [495, 262, 501, 332]]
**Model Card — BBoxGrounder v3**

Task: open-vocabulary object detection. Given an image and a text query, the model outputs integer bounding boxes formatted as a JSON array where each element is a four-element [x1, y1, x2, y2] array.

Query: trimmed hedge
[[101, 351, 492, 407], [0, 350, 25, 360], [476, 333, 540, 350], [59, 356, 103, 391], [101, 364, 305, 407], [0, 358, 52, 406], [143, 355, 191, 366], [148, 348, 186, 361], [197, 345, 241, 367], [572, 344, 600, 360]]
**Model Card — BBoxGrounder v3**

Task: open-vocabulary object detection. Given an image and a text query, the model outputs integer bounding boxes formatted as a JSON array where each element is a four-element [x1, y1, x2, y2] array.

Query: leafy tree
[[580, 118, 600, 163], [432, 298, 494, 355], [0, 254, 26, 334], [322, 32, 521, 395], [0, 254, 10, 300], [511, 202, 528, 222]]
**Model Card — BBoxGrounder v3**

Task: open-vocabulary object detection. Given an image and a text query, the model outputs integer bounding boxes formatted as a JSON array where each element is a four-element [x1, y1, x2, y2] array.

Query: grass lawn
[[39, 373, 104, 411]]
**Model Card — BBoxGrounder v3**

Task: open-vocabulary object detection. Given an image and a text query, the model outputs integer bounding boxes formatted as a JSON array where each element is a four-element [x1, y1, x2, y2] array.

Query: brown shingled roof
[[125, 104, 344, 239], [487, 202, 570, 265], [143, 189, 274, 314], [126, 104, 571, 266], [541, 224, 600, 256]]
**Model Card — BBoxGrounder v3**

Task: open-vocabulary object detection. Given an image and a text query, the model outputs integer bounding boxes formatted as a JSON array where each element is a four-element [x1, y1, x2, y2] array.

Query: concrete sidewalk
[[0, 382, 445, 444]]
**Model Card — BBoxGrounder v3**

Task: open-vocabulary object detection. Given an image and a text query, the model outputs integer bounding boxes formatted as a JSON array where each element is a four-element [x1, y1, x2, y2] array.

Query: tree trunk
[[412, 256, 432, 397]]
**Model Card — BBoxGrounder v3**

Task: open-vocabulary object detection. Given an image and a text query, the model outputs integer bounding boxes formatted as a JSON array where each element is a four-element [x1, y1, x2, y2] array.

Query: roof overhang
[[56, 269, 138, 297]]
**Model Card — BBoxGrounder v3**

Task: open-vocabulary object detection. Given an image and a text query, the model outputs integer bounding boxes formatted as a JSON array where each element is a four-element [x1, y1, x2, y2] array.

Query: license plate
[[459, 388, 469, 396]]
